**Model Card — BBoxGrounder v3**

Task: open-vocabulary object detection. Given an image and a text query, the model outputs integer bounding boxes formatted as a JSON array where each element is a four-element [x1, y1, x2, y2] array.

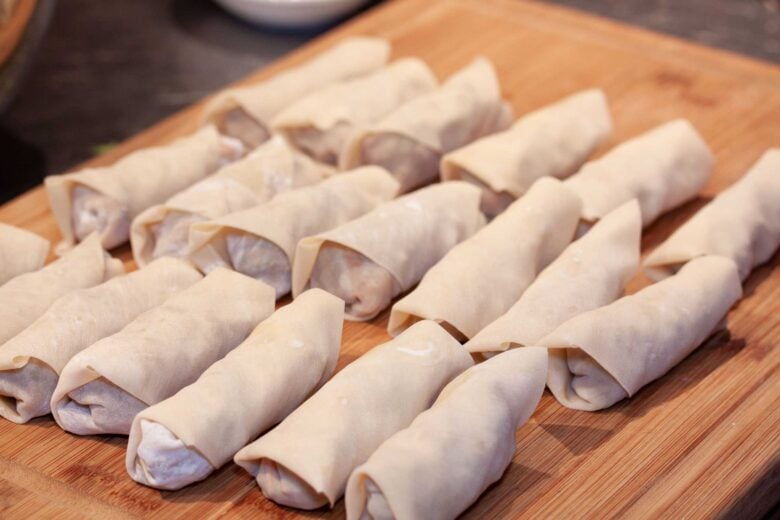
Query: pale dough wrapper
[[0, 234, 123, 346], [466, 200, 641, 355], [643, 148, 780, 282], [126, 289, 344, 490], [45, 126, 245, 250], [0, 258, 201, 423], [389, 177, 581, 340], [540, 255, 742, 411], [345, 347, 548, 520], [293, 182, 486, 321], [565, 118, 713, 229], [341, 57, 512, 193], [234, 320, 474, 510], [0, 223, 49, 285], [50, 268, 275, 435], [130, 136, 333, 266], [188, 167, 399, 298], [441, 89, 612, 218], [200, 36, 391, 148], [272, 58, 438, 165]]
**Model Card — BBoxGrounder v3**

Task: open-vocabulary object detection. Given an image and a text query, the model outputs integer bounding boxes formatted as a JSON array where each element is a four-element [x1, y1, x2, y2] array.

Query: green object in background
[[92, 142, 118, 156]]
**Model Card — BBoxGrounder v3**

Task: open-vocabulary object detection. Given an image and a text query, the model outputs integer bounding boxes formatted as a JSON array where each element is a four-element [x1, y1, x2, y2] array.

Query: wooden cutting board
[[1, 0, 779, 518]]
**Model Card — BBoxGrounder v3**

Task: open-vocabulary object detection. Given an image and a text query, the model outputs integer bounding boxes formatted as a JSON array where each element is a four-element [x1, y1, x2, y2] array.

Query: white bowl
[[215, 0, 370, 29]]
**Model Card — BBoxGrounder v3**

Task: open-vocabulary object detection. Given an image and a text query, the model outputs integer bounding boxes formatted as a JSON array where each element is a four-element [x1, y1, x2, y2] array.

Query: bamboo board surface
[[1, 0, 779, 518]]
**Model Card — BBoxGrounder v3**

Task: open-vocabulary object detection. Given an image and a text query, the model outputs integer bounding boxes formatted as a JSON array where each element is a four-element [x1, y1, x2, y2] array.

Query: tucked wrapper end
[[345, 347, 547, 520], [643, 148, 780, 282], [233, 320, 474, 509], [540, 255, 742, 411]]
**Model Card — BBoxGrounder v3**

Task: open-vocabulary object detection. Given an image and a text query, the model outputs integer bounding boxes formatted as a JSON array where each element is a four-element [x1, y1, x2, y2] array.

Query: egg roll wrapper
[[644, 148, 780, 281], [390, 177, 581, 339], [201, 37, 391, 145], [293, 182, 485, 318], [345, 347, 547, 520], [341, 57, 512, 192], [0, 234, 123, 346], [51, 269, 275, 435], [441, 89, 611, 216], [0, 258, 201, 423], [272, 59, 437, 164], [565, 119, 713, 228], [188, 167, 399, 283], [131, 136, 333, 266], [46, 126, 230, 248], [127, 289, 343, 489], [467, 200, 640, 355], [234, 320, 474, 509], [540, 255, 742, 411]]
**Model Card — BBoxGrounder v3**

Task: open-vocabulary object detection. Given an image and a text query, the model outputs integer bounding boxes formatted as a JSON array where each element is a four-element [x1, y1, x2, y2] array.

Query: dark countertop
[[0, 0, 778, 203]]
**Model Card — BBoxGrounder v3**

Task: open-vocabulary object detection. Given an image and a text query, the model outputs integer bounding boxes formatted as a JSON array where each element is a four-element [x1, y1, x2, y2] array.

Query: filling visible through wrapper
[[71, 185, 131, 249], [55, 377, 147, 435], [0, 359, 58, 423], [194, 230, 292, 298], [150, 211, 207, 261], [213, 107, 271, 149], [68, 135, 245, 250], [309, 244, 400, 321], [358, 133, 441, 193], [285, 122, 354, 166], [449, 165, 515, 219]]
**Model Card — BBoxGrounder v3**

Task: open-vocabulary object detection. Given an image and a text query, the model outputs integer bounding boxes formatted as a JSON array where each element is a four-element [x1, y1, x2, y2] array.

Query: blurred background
[[0, 0, 778, 203]]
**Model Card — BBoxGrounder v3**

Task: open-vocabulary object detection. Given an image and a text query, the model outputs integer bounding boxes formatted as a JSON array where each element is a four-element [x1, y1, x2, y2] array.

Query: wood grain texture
[[0, 0, 779, 517]]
